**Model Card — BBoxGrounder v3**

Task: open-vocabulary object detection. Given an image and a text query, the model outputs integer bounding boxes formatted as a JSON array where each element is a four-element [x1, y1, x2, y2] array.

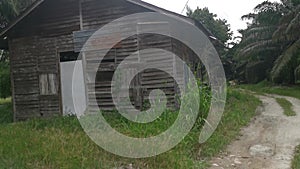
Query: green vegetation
[[0, 97, 10, 105], [196, 89, 261, 158], [0, 89, 261, 169], [233, 0, 300, 84], [3, 0, 299, 168], [239, 81, 300, 100], [275, 98, 296, 116], [0, 97, 12, 124], [186, 7, 235, 78], [187, 7, 232, 46], [0, 62, 11, 98], [292, 145, 300, 169]]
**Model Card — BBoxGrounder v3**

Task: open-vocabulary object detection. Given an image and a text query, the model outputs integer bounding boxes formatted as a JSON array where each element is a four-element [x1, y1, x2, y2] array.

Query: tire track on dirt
[[209, 94, 300, 169]]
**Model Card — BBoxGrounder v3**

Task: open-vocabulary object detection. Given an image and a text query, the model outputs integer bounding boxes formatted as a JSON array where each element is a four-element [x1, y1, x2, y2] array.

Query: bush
[[245, 61, 270, 84], [295, 65, 300, 84], [0, 62, 11, 98]]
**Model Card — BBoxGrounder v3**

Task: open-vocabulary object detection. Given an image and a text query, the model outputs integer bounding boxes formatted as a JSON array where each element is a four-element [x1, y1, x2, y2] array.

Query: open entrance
[[59, 51, 87, 115]]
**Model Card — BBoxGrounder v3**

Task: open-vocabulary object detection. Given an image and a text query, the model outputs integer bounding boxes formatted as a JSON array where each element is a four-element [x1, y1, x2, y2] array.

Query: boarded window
[[40, 74, 58, 95]]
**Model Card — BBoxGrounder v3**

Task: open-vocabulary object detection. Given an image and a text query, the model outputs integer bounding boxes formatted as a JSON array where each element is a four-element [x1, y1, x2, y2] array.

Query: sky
[[142, 0, 280, 38]]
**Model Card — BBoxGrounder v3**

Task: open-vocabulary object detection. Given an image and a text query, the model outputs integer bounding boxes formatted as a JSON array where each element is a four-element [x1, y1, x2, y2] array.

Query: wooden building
[[0, 0, 218, 121]]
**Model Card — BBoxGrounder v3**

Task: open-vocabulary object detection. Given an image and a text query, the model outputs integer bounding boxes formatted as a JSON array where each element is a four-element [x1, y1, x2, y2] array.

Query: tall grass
[[196, 89, 261, 158], [0, 88, 261, 169]]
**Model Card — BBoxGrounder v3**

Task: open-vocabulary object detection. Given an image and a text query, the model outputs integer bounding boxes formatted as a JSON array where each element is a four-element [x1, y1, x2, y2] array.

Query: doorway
[[59, 51, 87, 116]]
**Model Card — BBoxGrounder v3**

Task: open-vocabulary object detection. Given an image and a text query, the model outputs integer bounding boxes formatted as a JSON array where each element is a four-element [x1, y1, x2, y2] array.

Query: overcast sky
[[142, 0, 279, 37]]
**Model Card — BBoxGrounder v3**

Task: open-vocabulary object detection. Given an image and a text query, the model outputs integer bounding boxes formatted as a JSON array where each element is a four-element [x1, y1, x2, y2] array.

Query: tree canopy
[[187, 7, 233, 46], [187, 7, 234, 78], [234, 0, 300, 84]]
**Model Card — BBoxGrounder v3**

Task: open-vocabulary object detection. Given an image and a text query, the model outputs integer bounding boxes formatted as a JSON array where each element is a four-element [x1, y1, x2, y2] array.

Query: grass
[[275, 98, 296, 116], [197, 89, 261, 158], [0, 97, 11, 105], [239, 80, 300, 100], [0, 97, 13, 124], [0, 89, 261, 169], [292, 146, 300, 169]]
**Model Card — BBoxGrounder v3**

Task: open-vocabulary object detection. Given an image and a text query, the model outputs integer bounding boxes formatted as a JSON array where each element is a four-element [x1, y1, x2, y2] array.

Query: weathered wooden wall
[[8, 0, 203, 120], [9, 34, 78, 120], [9, 0, 80, 121], [9, 0, 80, 38], [74, 25, 198, 111]]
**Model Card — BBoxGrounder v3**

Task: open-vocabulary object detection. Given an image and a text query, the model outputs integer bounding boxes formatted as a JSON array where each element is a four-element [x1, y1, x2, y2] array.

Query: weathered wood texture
[[74, 22, 196, 111], [8, 0, 81, 120], [9, 0, 80, 38], [81, 0, 146, 30], [9, 34, 76, 121], [8, 0, 204, 120]]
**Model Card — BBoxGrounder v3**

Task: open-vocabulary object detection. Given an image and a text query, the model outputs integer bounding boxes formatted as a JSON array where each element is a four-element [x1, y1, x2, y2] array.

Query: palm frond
[[271, 39, 300, 83], [254, 1, 280, 12], [241, 13, 256, 20], [273, 5, 300, 42], [285, 11, 300, 34], [244, 26, 276, 36], [238, 40, 276, 57]]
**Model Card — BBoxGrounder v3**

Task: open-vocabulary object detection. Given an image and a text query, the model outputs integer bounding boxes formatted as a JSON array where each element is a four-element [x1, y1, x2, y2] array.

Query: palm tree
[[233, 1, 283, 83], [270, 1, 300, 83], [235, 0, 300, 84]]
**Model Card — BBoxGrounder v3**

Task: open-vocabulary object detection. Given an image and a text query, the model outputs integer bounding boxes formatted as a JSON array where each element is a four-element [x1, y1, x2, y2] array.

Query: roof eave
[[0, 0, 44, 37]]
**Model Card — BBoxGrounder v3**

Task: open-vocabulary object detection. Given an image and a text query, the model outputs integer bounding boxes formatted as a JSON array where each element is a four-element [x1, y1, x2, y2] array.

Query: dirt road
[[209, 94, 300, 169]]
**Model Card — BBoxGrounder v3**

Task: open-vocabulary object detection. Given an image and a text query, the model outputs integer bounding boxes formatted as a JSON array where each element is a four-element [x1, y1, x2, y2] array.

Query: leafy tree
[[187, 7, 233, 46], [187, 7, 234, 78]]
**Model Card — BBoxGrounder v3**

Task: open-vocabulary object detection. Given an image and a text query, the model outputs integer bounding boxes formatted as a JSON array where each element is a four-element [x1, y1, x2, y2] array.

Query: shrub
[[0, 62, 11, 98]]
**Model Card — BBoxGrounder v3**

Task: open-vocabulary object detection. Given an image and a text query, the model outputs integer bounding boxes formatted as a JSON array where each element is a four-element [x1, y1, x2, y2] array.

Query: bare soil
[[209, 94, 300, 169]]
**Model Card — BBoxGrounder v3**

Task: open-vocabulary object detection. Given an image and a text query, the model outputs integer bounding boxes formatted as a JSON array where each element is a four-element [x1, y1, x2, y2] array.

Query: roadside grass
[[197, 89, 261, 158], [239, 80, 300, 100], [292, 146, 300, 169], [275, 98, 296, 116], [0, 89, 261, 169]]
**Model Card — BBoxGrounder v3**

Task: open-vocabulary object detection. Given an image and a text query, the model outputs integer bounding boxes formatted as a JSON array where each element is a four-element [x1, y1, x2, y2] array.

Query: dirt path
[[209, 94, 300, 169]]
